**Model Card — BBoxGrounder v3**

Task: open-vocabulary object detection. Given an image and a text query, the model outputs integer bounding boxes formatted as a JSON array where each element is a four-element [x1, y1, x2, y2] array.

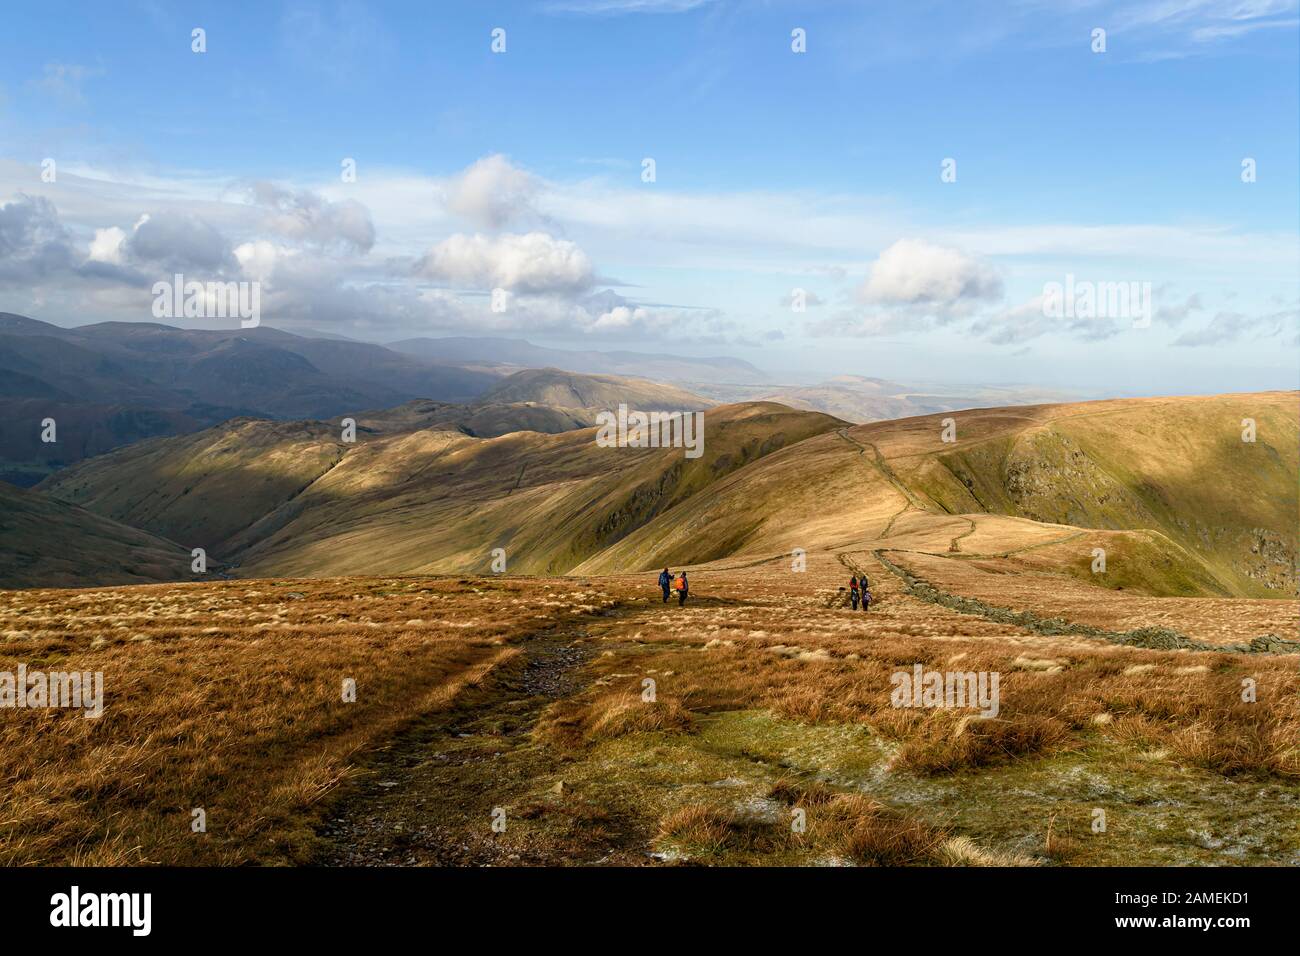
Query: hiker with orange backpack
[[849, 575, 860, 610], [674, 571, 689, 606]]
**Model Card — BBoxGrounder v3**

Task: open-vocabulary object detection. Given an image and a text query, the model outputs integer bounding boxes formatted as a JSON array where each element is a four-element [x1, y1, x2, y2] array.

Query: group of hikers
[[658, 568, 689, 605], [848, 574, 872, 611], [654, 566, 871, 612]]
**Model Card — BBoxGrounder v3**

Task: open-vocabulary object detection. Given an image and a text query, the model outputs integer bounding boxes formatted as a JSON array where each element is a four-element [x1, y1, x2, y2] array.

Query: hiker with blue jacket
[[658, 568, 672, 603]]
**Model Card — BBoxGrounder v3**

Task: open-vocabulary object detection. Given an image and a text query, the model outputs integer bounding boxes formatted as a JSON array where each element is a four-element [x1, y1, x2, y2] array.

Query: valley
[[1, 379, 1295, 867]]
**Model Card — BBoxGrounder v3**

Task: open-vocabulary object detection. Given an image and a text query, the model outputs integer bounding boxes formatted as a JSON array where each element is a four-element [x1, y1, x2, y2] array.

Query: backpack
[[675, 575, 686, 591]]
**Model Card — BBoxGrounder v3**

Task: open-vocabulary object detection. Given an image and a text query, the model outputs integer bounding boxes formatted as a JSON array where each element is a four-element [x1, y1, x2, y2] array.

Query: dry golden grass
[[535, 690, 694, 747], [0, 575, 614, 865], [892, 550, 1296, 645], [655, 804, 792, 857], [571, 562, 1300, 782], [656, 785, 959, 866], [2, 548, 1295, 867]]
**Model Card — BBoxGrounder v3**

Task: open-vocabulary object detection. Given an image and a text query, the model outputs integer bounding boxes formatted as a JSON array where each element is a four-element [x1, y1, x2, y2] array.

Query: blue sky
[[1, 0, 1297, 394]]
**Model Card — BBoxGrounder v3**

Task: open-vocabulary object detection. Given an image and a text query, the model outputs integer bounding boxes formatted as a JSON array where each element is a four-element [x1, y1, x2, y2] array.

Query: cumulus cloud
[[86, 225, 127, 265], [417, 231, 594, 295], [123, 210, 236, 273], [233, 239, 295, 280], [0, 194, 79, 282], [806, 239, 1003, 336], [859, 238, 1003, 310], [250, 182, 375, 253], [441, 154, 541, 230]]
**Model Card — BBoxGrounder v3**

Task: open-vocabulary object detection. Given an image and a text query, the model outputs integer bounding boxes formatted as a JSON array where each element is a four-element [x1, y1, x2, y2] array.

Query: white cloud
[[251, 182, 375, 252], [0, 194, 79, 282], [87, 225, 126, 264], [234, 240, 294, 280], [124, 210, 235, 272], [417, 232, 595, 295], [859, 238, 1003, 308], [441, 154, 541, 230]]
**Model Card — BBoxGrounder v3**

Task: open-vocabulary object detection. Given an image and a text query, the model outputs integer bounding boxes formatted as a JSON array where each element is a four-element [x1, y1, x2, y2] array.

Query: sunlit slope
[[479, 368, 711, 411], [896, 392, 1298, 596], [31, 391, 1295, 596], [580, 392, 1297, 597], [223, 402, 842, 576], [39, 419, 346, 552], [0, 482, 192, 588]]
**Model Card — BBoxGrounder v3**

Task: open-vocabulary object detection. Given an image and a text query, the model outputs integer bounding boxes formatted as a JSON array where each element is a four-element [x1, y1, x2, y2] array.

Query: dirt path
[[315, 606, 655, 866], [836, 427, 927, 511]]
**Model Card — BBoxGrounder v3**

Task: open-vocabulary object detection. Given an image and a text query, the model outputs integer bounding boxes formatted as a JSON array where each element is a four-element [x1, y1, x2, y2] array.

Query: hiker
[[658, 567, 672, 604], [861, 586, 872, 612], [675, 571, 689, 606], [849, 575, 860, 610]]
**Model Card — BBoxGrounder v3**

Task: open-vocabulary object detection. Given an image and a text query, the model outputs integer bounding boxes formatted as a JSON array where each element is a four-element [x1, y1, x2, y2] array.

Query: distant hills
[[36, 401, 838, 579], [0, 314, 716, 484], [477, 367, 711, 411], [1, 314, 1079, 493], [20, 390, 1296, 598], [388, 335, 769, 384], [691, 375, 1076, 424]]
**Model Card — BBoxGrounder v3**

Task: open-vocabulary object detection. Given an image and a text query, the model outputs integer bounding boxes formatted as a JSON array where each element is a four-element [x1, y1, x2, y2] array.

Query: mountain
[[347, 398, 593, 439], [0, 314, 506, 483], [0, 481, 194, 588], [32, 391, 1297, 600], [387, 336, 770, 385], [478, 368, 711, 411], [576, 391, 1297, 598], [39, 402, 843, 576]]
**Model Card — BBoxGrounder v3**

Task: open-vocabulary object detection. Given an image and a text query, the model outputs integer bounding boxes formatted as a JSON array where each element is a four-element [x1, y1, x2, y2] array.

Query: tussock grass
[[655, 804, 791, 856], [0, 576, 597, 865], [573, 593, 1300, 782], [535, 690, 695, 747]]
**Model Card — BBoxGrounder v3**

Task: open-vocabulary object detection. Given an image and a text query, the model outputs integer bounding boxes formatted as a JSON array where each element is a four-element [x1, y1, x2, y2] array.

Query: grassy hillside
[[39, 402, 843, 578], [581, 392, 1298, 597], [479, 367, 711, 411], [231, 402, 840, 577], [0, 482, 194, 588], [30, 391, 1298, 598], [40, 419, 348, 552]]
